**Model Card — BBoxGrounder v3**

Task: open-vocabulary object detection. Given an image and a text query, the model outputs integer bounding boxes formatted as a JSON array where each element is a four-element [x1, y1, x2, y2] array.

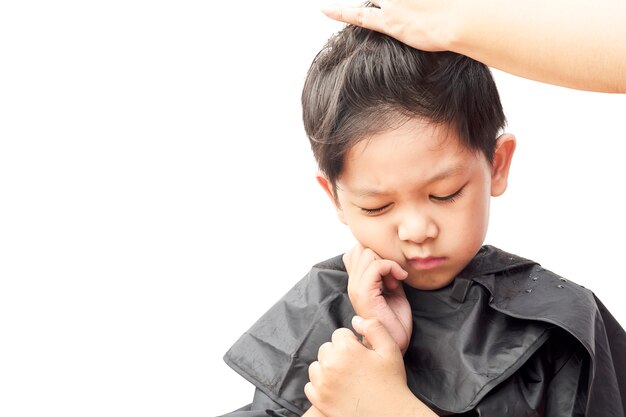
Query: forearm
[[303, 397, 439, 417], [448, 0, 626, 92]]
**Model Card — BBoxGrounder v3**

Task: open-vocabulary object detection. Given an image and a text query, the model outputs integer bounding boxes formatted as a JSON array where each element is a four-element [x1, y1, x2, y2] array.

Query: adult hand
[[305, 317, 434, 417], [343, 244, 412, 354], [321, 0, 456, 52], [322, 0, 626, 93]]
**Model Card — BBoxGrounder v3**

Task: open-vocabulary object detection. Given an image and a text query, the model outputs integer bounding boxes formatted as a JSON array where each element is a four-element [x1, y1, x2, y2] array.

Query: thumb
[[351, 316, 397, 354]]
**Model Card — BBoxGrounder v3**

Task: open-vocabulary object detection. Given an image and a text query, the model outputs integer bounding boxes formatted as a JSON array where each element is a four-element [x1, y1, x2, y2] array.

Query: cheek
[[347, 217, 395, 254], [461, 190, 491, 240], [349, 219, 382, 244]]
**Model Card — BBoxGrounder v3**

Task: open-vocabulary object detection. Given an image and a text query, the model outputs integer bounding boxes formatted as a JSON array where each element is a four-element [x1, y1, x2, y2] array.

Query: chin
[[405, 274, 455, 291]]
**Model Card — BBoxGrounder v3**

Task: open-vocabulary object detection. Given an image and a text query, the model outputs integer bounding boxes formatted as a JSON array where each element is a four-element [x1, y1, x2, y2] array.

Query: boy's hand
[[343, 244, 412, 353], [305, 317, 433, 417]]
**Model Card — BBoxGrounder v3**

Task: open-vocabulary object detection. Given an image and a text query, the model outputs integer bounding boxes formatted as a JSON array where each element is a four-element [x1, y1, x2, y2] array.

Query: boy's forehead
[[340, 125, 477, 190], [346, 119, 468, 163], [343, 162, 470, 196]]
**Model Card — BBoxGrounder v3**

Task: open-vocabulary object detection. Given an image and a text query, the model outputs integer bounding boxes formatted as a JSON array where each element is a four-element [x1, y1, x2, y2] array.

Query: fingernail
[[352, 315, 364, 329]]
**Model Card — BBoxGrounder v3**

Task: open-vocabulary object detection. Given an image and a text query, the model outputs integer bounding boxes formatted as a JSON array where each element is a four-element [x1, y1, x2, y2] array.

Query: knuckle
[[332, 327, 347, 338], [364, 317, 382, 331], [331, 328, 343, 341], [331, 327, 354, 345], [317, 341, 332, 359], [304, 382, 313, 400], [370, 258, 384, 269]]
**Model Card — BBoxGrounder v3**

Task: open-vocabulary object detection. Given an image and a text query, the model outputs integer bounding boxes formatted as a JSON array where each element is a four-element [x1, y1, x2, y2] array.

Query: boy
[[220, 24, 626, 417]]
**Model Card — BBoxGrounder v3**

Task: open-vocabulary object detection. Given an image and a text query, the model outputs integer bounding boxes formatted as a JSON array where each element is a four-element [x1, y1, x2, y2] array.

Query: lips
[[408, 256, 446, 270]]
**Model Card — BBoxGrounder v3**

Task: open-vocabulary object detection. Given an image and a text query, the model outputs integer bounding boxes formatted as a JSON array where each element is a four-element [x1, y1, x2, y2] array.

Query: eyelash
[[430, 186, 465, 203], [361, 204, 392, 215], [360, 186, 466, 214]]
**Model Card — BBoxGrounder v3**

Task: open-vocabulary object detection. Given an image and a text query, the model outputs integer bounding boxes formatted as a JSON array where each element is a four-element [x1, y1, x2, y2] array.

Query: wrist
[[395, 387, 439, 417]]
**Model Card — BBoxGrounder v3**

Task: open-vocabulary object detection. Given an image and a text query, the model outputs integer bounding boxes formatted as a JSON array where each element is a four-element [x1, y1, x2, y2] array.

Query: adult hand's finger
[[321, 4, 384, 33]]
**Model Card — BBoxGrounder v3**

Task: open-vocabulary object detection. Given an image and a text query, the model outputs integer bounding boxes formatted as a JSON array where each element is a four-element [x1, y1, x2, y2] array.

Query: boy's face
[[318, 117, 515, 290]]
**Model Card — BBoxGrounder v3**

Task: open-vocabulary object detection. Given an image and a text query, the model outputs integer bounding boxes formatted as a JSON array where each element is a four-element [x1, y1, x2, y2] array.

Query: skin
[[322, 0, 626, 93], [304, 116, 516, 417], [304, 316, 436, 417]]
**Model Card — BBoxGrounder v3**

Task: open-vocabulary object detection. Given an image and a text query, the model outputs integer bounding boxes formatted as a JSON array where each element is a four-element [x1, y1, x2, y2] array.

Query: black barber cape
[[220, 246, 626, 417]]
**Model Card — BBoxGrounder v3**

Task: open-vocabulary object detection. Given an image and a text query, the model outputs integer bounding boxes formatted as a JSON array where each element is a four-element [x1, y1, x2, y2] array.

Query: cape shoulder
[[471, 248, 626, 417], [224, 246, 626, 416], [223, 255, 351, 415]]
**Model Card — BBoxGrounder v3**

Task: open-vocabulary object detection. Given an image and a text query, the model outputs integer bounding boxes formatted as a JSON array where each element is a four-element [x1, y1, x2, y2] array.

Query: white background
[[1, 1, 625, 416]]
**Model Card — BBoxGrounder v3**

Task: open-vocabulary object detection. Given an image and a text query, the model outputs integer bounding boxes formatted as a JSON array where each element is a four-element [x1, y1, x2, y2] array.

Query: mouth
[[407, 256, 446, 270]]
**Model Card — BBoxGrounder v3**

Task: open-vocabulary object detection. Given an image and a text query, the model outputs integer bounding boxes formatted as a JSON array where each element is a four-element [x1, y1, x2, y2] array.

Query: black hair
[[301, 24, 506, 189]]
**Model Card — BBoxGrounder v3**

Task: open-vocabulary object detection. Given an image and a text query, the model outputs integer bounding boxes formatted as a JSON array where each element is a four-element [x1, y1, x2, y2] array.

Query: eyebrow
[[352, 165, 467, 197]]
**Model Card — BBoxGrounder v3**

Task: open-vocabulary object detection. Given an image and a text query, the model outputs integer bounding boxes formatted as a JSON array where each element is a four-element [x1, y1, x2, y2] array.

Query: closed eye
[[430, 186, 466, 203], [360, 203, 392, 215]]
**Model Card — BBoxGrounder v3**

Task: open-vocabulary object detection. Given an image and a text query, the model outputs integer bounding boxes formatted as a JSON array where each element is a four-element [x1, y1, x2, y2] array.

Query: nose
[[397, 209, 438, 243]]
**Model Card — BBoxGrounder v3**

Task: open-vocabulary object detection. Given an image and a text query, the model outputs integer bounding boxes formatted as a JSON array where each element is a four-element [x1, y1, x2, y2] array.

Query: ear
[[490, 133, 516, 197], [316, 173, 347, 224]]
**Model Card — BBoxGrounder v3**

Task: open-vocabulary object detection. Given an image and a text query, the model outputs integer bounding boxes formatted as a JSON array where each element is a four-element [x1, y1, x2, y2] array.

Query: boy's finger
[[389, 260, 409, 280], [342, 243, 361, 270], [342, 251, 351, 269], [351, 316, 397, 354], [331, 327, 358, 345], [370, 259, 408, 281], [308, 360, 321, 385], [348, 246, 376, 289], [358, 247, 379, 271], [303, 381, 318, 406], [316, 341, 333, 361], [382, 275, 401, 290], [343, 244, 365, 276]]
